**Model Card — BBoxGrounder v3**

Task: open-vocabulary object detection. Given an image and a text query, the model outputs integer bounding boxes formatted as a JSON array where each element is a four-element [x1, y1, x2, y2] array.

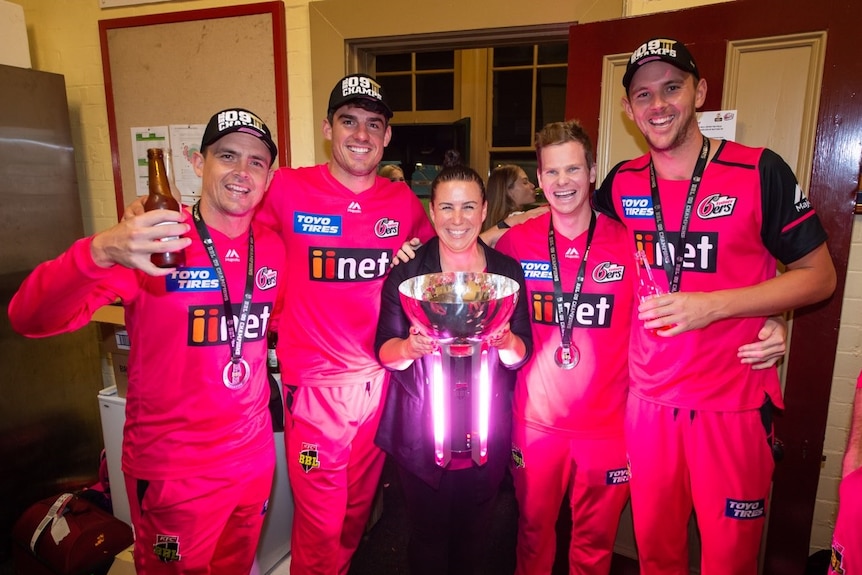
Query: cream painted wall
[[625, 0, 733, 16], [14, 0, 316, 236]]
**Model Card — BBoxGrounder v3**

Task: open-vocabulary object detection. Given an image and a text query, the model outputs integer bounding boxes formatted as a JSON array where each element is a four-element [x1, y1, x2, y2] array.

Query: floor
[[269, 459, 639, 575], [1, 459, 640, 575]]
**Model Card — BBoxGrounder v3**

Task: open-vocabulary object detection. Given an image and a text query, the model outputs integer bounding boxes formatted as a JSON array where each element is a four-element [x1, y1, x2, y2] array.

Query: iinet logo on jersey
[[187, 303, 273, 345], [634, 231, 718, 273], [529, 292, 613, 327], [309, 247, 391, 282]]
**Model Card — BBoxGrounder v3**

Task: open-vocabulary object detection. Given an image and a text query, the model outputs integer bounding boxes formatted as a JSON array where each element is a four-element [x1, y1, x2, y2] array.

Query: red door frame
[[565, 1, 861, 572]]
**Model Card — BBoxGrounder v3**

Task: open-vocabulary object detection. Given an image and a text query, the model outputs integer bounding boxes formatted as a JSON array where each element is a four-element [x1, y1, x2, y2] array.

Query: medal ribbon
[[648, 136, 710, 293], [548, 210, 596, 355], [192, 201, 255, 374]]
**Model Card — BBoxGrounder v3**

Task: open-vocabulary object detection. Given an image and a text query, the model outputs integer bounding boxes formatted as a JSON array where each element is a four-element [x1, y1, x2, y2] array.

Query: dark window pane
[[416, 73, 454, 110], [535, 67, 567, 130], [376, 53, 412, 72], [493, 45, 534, 68], [416, 50, 454, 70], [382, 74, 413, 112], [492, 69, 533, 147], [537, 42, 569, 65]]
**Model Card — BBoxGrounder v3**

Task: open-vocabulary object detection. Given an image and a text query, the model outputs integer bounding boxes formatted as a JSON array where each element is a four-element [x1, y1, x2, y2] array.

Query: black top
[[374, 237, 533, 498]]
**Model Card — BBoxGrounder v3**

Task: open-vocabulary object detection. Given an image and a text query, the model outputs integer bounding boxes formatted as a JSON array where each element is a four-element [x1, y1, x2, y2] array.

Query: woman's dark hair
[[430, 150, 486, 203]]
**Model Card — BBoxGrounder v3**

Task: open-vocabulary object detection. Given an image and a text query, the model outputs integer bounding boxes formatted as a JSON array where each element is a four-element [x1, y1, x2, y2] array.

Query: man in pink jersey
[[10, 108, 284, 574], [496, 120, 633, 575], [254, 74, 435, 575], [831, 370, 862, 575], [594, 37, 836, 574]]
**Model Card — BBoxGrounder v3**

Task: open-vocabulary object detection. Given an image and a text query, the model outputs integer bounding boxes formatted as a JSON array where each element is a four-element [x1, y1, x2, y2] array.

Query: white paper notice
[[169, 124, 206, 206], [130, 127, 169, 197], [697, 110, 737, 141]]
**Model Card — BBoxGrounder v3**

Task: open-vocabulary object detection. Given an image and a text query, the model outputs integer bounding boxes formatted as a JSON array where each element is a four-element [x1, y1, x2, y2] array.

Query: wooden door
[[565, 1, 861, 573]]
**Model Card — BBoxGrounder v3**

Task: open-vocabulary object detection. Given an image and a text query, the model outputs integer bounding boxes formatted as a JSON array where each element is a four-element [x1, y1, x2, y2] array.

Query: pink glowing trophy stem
[[398, 272, 519, 468]]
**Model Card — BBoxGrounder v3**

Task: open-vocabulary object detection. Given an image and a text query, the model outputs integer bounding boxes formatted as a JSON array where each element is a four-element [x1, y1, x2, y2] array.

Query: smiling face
[[430, 179, 487, 255], [508, 168, 536, 208], [193, 131, 273, 231], [323, 103, 392, 190], [537, 140, 596, 222], [623, 60, 707, 155]]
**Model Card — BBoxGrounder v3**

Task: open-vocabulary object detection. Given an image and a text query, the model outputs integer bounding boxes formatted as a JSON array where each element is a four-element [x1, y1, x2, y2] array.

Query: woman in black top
[[375, 161, 532, 575]]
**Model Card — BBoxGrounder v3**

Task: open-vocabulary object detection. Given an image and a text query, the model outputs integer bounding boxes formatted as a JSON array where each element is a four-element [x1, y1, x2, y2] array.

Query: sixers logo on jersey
[[255, 266, 278, 291], [375, 217, 400, 239], [187, 303, 273, 346], [697, 193, 737, 220], [529, 292, 613, 327], [520, 260, 553, 280], [294, 212, 342, 236], [634, 231, 718, 273], [592, 261, 625, 283], [621, 196, 654, 218], [309, 247, 392, 282]]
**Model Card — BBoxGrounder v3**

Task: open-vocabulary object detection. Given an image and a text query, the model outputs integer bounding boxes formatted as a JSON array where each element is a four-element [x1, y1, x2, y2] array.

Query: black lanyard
[[548, 211, 596, 350], [648, 136, 710, 293], [192, 201, 255, 369]]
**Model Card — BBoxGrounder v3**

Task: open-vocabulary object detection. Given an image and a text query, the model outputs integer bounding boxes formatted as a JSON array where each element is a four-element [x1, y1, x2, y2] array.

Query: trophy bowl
[[398, 272, 520, 341]]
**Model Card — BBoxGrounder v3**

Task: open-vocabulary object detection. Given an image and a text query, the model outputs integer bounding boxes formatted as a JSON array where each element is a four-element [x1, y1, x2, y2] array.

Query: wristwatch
[[496, 220, 510, 229]]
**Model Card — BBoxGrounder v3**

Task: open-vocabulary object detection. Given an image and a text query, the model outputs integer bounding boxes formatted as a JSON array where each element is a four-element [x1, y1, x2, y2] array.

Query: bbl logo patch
[[299, 442, 320, 472], [511, 445, 525, 469], [153, 534, 181, 563], [831, 542, 845, 575]]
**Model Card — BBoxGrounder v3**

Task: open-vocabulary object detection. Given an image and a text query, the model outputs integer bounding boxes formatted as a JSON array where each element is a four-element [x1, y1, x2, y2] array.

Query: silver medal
[[222, 358, 251, 390], [554, 344, 579, 370]]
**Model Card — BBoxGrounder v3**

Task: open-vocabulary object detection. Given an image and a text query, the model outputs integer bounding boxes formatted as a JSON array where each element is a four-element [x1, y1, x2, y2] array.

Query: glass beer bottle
[[144, 148, 185, 268]]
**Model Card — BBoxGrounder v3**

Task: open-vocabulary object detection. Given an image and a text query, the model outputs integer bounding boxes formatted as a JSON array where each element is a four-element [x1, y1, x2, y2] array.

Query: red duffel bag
[[12, 492, 134, 575]]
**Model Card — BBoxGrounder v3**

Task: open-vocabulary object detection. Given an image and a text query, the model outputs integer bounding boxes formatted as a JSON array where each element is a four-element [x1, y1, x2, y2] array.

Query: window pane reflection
[[535, 67, 567, 130], [416, 50, 454, 70], [493, 46, 534, 67], [377, 53, 412, 72], [416, 73, 454, 110], [537, 43, 568, 65], [493, 69, 533, 147], [383, 74, 413, 112]]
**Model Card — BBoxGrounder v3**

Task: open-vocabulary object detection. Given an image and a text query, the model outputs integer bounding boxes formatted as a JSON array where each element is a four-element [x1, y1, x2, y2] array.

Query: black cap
[[200, 108, 278, 166], [327, 74, 393, 119], [623, 38, 700, 91]]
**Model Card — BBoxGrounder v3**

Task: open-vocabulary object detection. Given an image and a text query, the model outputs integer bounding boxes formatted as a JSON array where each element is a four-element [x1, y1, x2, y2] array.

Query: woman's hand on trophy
[[404, 325, 438, 359], [487, 323, 514, 350]]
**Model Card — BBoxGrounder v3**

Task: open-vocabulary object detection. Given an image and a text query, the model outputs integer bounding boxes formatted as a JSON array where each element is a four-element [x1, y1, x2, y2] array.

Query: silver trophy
[[399, 272, 519, 467]]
